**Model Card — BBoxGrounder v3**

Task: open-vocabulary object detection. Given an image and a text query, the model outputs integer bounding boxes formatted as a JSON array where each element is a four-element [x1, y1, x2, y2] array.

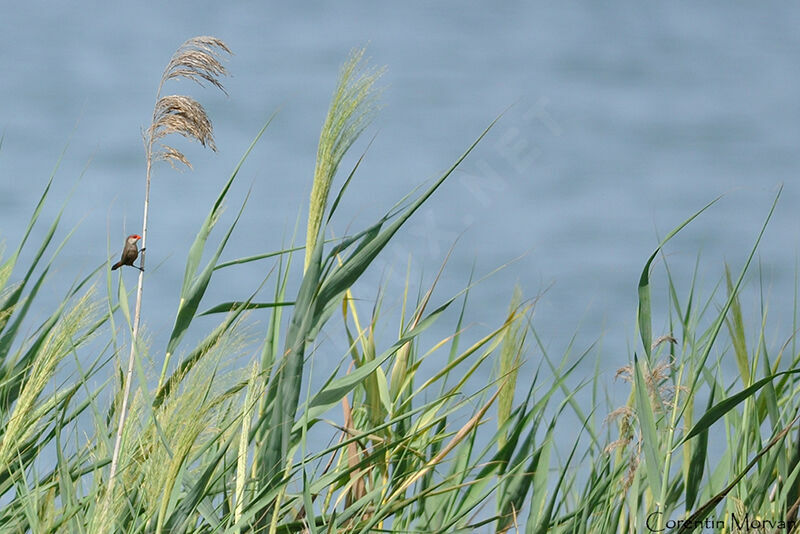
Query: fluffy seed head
[[148, 36, 231, 170]]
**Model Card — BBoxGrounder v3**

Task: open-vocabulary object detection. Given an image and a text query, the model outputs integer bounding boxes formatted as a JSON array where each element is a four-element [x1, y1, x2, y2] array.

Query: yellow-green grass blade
[[633, 354, 663, 505], [295, 298, 454, 429], [250, 242, 295, 490], [0, 261, 102, 407], [529, 425, 555, 527], [0, 167, 59, 298], [724, 264, 750, 385], [0, 210, 82, 362]]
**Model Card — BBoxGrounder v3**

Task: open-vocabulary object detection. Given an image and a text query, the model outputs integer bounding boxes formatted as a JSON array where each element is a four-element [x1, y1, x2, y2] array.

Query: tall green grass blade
[[325, 135, 374, 225], [180, 116, 273, 294], [0, 219, 83, 365], [301, 471, 319, 534], [310, 120, 498, 338], [213, 244, 305, 271], [198, 300, 293, 316], [637, 196, 720, 359], [724, 264, 750, 385], [164, 191, 250, 378], [676, 414, 798, 533], [633, 354, 663, 506], [296, 298, 454, 429], [531, 421, 582, 534], [679, 187, 781, 418], [161, 116, 274, 384], [0, 169, 58, 299], [685, 381, 714, 509], [265, 217, 326, 466], [681, 368, 800, 445], [528, 424, 553, 528]]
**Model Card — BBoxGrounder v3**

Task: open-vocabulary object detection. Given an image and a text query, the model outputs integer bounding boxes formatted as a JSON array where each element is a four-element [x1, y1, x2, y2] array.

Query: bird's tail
[[111, 262, 122, 271]]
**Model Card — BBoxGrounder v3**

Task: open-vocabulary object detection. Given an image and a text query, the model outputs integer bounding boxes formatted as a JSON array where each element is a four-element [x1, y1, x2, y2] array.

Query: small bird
[[111, 234, 145, 271]]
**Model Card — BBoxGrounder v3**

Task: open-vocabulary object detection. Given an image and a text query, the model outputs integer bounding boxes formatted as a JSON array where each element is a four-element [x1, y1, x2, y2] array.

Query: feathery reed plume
[[305, 48, 384, 270], [163, 36, 231, 91], [497, 286, 526, 450], [151, 95, 216, 168], [0, 289, 97, 467], [151, 36, 230, 169], [104, 35, 230, 521]]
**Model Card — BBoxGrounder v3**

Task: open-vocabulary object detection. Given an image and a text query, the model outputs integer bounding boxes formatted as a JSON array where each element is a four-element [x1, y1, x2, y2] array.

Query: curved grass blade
[[153, 286, 261, 409], [162, 190, 250, 384], [310, 119, 499, 338], [198, 300, 294, 316], [179, 116, 274, 297], [294, 297, 454, 429], [325, 134, 376, 225], [678, 186, 782, 420], [213, 244, 306, 271], [637, 196, 721, 359], [680, 367, 800, 445], [162, 117, 275, 380]]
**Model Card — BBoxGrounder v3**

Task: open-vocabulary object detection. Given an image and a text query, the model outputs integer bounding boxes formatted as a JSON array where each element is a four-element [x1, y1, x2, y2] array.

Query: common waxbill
[[111, 234, 145, 271]]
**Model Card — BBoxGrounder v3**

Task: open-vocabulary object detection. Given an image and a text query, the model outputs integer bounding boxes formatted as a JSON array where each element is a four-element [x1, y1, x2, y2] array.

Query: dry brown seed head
[[163, 36, 231, 94]]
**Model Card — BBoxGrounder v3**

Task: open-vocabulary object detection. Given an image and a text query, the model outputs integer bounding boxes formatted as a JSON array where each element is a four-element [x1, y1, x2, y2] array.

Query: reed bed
[[0, 37, 796, 534]]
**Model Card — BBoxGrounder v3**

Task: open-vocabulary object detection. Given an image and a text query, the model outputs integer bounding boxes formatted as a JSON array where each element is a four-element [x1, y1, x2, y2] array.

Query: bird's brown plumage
[[112, 234, 143, 271]]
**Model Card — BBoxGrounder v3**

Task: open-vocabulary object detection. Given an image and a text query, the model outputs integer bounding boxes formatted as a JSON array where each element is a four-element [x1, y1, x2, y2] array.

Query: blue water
[[2, 4, 800, 413]]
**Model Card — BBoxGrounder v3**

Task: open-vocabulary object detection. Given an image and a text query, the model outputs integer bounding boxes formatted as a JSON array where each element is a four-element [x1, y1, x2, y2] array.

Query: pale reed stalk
[[102, 36, 230, 527]]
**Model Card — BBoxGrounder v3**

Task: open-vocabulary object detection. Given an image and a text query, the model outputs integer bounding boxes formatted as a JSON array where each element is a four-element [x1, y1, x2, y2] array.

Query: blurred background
[[1, 3, 799, 409]]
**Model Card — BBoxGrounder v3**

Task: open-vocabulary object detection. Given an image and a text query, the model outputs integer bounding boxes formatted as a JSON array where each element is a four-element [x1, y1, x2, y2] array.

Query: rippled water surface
[[2, 4, 799, 407]]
